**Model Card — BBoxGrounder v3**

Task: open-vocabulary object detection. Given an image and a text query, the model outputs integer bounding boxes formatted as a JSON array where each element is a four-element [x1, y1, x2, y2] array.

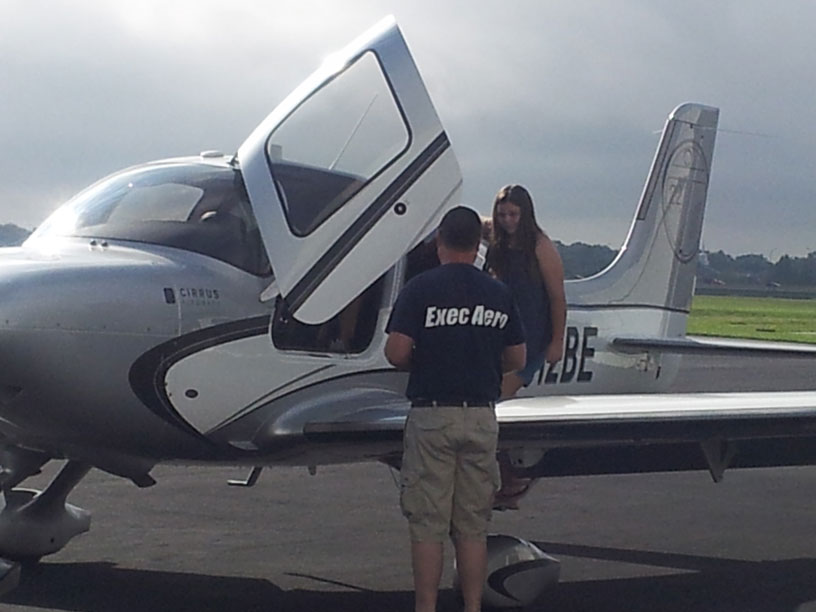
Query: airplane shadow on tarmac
[[534, 541, 816, 612], [4, 545, 816, 612], [3, 562, 419, 612]]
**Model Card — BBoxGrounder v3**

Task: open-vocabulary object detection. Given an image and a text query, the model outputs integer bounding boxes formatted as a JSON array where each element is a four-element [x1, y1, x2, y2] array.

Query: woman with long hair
[[486, 184, 566, 398]]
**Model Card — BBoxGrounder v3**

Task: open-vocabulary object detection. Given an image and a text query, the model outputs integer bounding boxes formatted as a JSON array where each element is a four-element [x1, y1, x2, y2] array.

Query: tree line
[[699, 250, 816, 288], [557, 242, 816, 288], [0, 224, 30, 247]]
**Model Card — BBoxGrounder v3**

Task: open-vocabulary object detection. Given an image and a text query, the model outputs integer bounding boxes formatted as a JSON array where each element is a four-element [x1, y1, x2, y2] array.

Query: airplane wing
[[612, 335, 816, 357], [494, 391, 816, 480], [303, 390, 816, 482]]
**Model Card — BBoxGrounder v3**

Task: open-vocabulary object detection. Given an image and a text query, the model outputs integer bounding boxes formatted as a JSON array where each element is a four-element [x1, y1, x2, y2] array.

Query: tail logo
[[661, 139, 710, 264]]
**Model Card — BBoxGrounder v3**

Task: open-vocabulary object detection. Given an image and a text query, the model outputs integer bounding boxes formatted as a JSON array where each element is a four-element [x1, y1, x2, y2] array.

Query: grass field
[[688, 295, 816, 344]]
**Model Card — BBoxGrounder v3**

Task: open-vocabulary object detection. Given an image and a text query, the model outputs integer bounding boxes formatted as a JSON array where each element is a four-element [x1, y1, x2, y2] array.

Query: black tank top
[[499, 249, 552, 357]]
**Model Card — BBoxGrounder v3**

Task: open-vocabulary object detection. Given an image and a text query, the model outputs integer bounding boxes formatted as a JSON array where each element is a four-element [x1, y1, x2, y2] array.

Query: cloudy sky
[[1, 1, 814, 258]]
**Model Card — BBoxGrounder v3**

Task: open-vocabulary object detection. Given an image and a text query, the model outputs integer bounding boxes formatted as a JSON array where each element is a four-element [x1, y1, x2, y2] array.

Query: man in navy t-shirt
[[385, 206, 525, 612]]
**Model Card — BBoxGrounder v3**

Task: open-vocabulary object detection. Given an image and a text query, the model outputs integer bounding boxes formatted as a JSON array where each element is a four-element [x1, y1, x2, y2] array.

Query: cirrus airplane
[[2, 16, 816, 607]]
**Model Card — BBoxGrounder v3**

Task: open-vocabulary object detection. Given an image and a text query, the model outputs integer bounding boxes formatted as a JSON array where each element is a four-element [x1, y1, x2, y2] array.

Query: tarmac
[[3, 353, 816, 611]]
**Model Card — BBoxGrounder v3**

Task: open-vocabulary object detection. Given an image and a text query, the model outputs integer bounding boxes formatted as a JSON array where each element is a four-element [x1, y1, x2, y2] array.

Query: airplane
[[2, 15, 816, 606]]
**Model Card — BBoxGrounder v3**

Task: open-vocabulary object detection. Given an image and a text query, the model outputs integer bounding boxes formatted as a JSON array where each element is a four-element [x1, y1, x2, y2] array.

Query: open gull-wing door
[[238, 17, 462, 324]]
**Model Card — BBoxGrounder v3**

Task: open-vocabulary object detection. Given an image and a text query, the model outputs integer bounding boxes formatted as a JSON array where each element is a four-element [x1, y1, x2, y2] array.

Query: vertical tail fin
[[573, 103, 719, 312]]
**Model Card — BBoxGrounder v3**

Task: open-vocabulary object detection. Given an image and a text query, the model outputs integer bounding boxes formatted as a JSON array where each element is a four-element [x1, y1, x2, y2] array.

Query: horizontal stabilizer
[[612, 335, 816, 358]]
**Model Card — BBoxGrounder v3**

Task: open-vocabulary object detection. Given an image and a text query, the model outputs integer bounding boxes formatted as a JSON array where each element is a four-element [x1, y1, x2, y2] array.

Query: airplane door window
[[266, 51, 409, 237]]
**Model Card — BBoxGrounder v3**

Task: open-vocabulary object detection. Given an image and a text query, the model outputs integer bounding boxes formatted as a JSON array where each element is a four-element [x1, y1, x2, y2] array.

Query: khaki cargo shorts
[[400, 406, 500, 542]]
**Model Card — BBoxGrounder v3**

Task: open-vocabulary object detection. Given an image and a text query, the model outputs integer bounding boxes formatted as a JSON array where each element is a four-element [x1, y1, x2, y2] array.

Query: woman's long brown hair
[[486, 184, 543, 280]]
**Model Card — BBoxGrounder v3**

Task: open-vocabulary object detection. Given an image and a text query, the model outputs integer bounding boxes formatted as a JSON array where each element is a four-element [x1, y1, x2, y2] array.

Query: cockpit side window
[[271, 275, 386, 355], [107, 183, 203, 224], [29, 163, 272, 276]]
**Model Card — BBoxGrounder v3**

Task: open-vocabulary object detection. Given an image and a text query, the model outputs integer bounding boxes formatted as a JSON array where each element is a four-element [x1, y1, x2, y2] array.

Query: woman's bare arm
[[535, 233, 567, 363]]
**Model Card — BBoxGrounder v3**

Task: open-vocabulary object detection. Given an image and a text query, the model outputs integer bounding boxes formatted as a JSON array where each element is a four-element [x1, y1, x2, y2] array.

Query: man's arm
[[502, 343, 526, 373], [385, 332, 414, 370]]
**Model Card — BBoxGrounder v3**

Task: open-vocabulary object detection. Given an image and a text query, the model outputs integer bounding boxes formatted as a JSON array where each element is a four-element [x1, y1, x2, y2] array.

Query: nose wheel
[[0, 460, 92, 561]]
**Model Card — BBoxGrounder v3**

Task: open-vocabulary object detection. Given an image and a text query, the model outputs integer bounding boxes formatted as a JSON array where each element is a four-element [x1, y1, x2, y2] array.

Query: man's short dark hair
[[438, 206, 481, 251]]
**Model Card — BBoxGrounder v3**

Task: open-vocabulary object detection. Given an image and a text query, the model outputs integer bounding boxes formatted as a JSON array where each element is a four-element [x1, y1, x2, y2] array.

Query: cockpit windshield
[[29, 162, 271, 276]]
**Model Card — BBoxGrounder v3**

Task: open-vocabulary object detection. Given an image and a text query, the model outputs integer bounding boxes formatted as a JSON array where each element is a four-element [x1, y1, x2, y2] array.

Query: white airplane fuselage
[[0, 230, 682, 470]]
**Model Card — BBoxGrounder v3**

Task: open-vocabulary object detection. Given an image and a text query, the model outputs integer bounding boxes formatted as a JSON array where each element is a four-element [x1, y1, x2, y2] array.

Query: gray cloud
[[1, 0, 814, 256]]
